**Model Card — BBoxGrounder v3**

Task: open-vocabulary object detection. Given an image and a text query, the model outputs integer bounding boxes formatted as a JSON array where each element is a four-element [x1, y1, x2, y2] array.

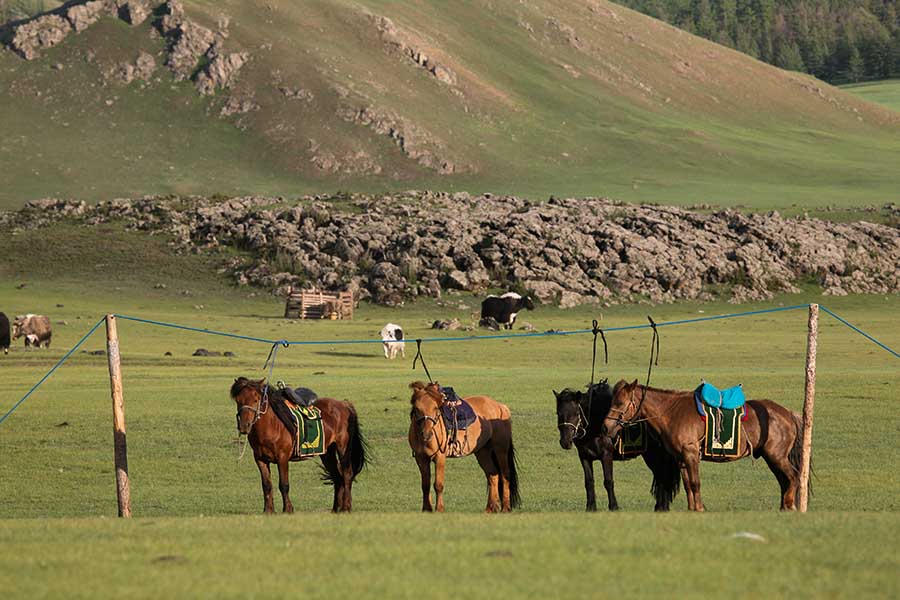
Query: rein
[[412, 339, 433, 383], [608, 316, 661, 429]]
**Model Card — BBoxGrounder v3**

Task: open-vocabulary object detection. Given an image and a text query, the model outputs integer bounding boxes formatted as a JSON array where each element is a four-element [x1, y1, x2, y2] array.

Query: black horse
[[554, 380, 682, 511]]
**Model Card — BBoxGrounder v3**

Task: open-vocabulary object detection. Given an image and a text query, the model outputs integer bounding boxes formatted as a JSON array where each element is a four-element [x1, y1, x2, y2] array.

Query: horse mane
[[612, 379, 684, 397], [409, 381, 441, 404]]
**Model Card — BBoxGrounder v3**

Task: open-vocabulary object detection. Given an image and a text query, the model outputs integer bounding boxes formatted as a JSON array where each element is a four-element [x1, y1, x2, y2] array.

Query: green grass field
[[842, 80, 900, 113], [0, 225, 897, 597]]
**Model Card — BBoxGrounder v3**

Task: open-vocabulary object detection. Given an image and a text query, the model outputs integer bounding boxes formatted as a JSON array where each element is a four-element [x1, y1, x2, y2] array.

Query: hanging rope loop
[[412, 339, 434, 383]]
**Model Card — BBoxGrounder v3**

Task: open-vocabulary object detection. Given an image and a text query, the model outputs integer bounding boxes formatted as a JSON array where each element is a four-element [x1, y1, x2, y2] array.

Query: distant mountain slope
[[1, 0, 899, 208]]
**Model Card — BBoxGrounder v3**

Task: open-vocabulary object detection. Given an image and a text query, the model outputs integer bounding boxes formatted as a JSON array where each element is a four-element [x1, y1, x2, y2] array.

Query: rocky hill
[[1, 0, 899, 207], [5, 193, 897, 307]]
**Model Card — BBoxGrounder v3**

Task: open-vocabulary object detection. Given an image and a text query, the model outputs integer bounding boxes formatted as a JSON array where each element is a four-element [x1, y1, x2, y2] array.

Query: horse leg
[[341, 447, 354, 513], [255, 457, 275, 514], [494, 446, 512, 512], [276, 459, 293, 514], [683, 453, 705, 512], [475, 447, 500, 513], [416, 454, 433, 512], [765, 455, 798, 511], [579, 455, 597, 512], [433, 454, 446, 513], [681, 466, 694, 511], [600, 448, 619, 511]]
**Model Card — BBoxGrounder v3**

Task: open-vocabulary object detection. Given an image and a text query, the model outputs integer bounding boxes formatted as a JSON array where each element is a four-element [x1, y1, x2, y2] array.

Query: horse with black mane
[[555, 381, 682, 511], [230, 377, 369, 513], [604, 380, 806, 511]]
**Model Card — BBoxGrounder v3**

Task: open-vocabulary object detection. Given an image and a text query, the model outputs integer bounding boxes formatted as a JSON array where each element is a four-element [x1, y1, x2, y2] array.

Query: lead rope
[[637, 316, 660, 418], [412, 339, 433, 383], [587, 319, 607, 418]]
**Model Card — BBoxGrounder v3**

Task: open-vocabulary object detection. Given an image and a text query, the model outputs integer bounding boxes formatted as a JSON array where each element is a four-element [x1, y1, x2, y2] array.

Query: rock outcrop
[[4, 194, 897, 307], [10, 14, 71, 60]]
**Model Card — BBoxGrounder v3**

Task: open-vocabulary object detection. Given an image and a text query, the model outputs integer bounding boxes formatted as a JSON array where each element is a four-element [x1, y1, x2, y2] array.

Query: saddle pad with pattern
[[615, 422, 648, 457], [703, 405, 745, 458], [441, 399, 477, 431], [287, 404, 325, 458]]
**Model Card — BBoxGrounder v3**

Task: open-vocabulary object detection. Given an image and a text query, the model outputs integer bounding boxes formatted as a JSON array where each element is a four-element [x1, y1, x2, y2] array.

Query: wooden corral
[[284, 288, 354, 320]]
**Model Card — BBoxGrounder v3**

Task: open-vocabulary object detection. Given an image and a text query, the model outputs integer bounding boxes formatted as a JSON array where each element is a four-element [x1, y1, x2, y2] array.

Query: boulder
[[195, 52, 250, 95], [66, 1, 107, 33], [11, 15, 72, 60]]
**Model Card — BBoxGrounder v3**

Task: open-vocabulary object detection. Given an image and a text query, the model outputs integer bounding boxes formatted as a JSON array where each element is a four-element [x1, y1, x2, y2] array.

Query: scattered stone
[[120, 1, 151, 26], [431, 318, 461, 330], [3, 193, 897, 307], [192, 348, 221, 357], [164, 351, 173, 356], [223, 351, 235, 357], [519, 322, 535, 332]]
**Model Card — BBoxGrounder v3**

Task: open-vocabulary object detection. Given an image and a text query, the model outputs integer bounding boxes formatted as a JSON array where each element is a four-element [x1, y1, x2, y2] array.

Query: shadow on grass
[[312, 350, 380, 359]]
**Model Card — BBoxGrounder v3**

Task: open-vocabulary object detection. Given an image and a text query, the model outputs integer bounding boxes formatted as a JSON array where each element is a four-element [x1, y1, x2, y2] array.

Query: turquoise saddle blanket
[[694, 382, 746, 412]]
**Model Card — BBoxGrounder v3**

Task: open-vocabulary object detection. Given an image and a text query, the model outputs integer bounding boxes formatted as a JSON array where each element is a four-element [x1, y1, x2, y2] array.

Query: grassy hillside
[[1, 1, 899, 208], [842, 79, 900, 113]]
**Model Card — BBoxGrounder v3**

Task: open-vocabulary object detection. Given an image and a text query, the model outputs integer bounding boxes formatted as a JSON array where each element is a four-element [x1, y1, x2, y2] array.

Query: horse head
[[603, 379, 640, 442], [409, 381, 444, 445], [554, 388, 587, 449], [231, 377, 268, 435]]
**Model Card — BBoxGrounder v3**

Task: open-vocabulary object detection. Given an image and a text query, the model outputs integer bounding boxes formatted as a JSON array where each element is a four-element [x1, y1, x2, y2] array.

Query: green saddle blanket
[[615, 422, 648, 457], [288, 404, 325, 458], [703, 405, 745, 458]]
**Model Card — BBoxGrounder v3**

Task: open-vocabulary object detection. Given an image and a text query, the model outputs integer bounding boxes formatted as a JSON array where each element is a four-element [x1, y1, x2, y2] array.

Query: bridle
[[558, 398, 589, 441], [236, 384, 269, 432], [413, 403, 446, 455]]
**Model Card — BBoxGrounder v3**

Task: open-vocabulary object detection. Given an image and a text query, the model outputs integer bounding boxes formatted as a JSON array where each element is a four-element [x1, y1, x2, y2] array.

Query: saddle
[[438, 386, 476, 458], [277, 382, 318, 407], [694, 381, 746, 414]]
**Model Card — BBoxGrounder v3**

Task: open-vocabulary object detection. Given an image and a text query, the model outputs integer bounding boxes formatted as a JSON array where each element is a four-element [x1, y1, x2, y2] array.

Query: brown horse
[[230, 377, 369, 513], [408, 381, 520, 513], [603, 380, 806, 511]]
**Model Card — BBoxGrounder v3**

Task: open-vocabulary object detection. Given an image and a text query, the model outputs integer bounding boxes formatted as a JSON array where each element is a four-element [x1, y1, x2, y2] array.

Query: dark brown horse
[[408, 381, 520, 513], [555, 382, 682, 511], [230, 377, 369, 513], [604, 380, 805, 511]]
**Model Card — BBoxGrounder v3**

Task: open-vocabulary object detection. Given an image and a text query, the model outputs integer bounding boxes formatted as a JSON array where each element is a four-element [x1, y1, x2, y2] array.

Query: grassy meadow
[[0, 224, 898, 597], [842, 79, 900, 113]]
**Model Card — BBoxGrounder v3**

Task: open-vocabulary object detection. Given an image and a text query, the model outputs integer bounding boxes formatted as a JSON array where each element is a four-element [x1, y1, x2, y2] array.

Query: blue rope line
[[0, 317, 106, 427], [114, 314, 278, 344], [820, 306, 899, 359], [112, 304, 810, 346]]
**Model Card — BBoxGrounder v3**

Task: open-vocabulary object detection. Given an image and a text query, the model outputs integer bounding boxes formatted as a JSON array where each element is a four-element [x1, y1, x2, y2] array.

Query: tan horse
[[408, 381, 520, 513], [604, 380, 805, 511]]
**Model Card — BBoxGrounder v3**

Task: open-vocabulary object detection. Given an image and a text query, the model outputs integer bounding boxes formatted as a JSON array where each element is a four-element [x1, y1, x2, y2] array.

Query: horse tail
[[506, 438, 521, 509], [649, 446, 681, 510], [347, 402, 370, 480], [789, 411, 811, 502]]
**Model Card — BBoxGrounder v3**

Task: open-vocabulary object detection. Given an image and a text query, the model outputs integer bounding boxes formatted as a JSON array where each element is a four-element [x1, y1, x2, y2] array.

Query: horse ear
[[630, 379, 639, 389]]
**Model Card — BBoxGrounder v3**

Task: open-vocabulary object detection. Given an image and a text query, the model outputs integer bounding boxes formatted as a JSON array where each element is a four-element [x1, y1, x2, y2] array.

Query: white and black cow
[[480, 292, 535, 330], [380, 323, 405, 359]]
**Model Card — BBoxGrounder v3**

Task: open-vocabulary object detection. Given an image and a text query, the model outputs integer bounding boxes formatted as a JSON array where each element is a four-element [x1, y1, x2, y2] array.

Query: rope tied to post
[[412, 339, 433, 383]]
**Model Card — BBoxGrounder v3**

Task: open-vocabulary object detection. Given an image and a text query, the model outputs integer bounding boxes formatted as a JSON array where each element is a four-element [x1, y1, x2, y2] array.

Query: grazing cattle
[[12, 314, 52, 349], [480, 292, 535, 330], [380, 323, 405, 359], [0, 312, 9, 355]]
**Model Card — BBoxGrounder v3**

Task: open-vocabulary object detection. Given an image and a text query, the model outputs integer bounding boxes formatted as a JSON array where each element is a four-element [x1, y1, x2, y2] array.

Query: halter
[[236, 383, 269, 432], [414, 409, 446, 455], [558, 398, 589, 440]]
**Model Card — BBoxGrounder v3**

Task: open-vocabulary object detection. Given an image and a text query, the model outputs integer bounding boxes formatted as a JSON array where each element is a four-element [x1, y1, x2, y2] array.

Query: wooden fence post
[[106, 314, 132, 518], [798, 303, 818, 512]]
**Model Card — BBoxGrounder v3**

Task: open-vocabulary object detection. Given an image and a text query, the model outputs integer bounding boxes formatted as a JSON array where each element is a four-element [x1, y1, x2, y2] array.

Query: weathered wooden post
[[105, 314, 132, 518], [798, 303, 818, 512]]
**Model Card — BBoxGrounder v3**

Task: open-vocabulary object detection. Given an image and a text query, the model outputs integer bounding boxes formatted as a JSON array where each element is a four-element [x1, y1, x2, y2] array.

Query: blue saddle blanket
[[441, 395, 477, 431], [695, 382, 746, 415]]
